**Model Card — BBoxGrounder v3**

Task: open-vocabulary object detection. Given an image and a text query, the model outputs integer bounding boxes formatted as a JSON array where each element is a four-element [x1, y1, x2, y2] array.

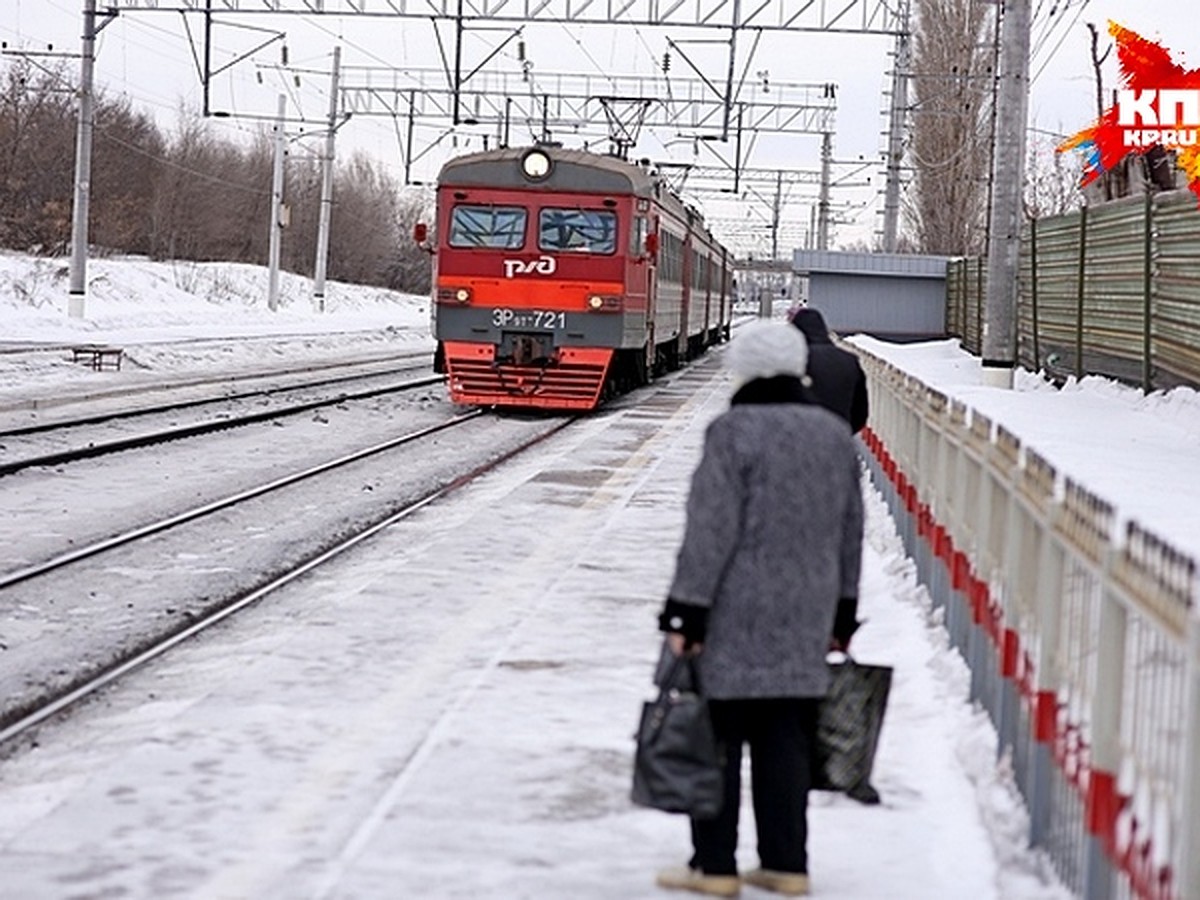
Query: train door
[[719, 250, 732, 339], [642, 211, 658, 383], [702, 251, 712, 346], [678, 231, 692, 365]]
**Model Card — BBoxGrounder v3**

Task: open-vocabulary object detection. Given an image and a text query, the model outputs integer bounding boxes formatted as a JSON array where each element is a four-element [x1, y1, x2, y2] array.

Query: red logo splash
[[1058, 21, 1200, 201]]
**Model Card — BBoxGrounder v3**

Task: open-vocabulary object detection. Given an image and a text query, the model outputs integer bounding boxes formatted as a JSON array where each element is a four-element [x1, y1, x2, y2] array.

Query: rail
[[0, 373, 446, 478], [0, 412, 576, 745], [855, 344, 1200, 900]]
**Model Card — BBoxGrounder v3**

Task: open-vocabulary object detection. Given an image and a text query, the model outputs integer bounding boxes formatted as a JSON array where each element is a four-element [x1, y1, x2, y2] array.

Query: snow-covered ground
[[0, 252, 435, 406], [0, 252, 429, 343], [2, 251, 1196, 897]]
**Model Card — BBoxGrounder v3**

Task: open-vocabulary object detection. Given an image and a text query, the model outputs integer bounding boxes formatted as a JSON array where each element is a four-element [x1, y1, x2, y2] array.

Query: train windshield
[[448, 205, 527, 249], [538, 208, 617, 254]]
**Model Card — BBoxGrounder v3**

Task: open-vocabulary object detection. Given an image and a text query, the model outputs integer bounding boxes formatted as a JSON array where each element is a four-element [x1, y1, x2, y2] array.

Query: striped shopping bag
[[812, 657, 893, 805]]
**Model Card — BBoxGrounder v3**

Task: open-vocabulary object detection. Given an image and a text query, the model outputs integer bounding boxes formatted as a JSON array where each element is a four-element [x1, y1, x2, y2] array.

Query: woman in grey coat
[[655, 320, 864, 899]]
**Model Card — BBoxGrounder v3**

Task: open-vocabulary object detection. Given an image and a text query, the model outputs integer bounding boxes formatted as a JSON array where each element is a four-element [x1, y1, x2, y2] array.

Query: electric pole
[[882, 7, 911, 253], [68, 0, 99, 319], [771, 170, 782, 261], [817, 133, 833, 250], [268, 94, 286, 312], [981, 0, 1032, 388], [313, 46, 341, 313]]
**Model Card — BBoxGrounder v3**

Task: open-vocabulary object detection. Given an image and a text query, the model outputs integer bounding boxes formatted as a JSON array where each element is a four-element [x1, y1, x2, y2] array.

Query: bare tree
[[1086, 22, 1114, 202], [0, 60, 76, 253], [905, 0, 996, 255], [1024, 134, 1082, 220], [326, 152, 406, 287], [148, 111, 209, 261], [91, 96, 165, 255], [0, 59, 430, 294], [148, 111, 271, 265], [387, 188, 435, 294], [282, 154, 322, 276]]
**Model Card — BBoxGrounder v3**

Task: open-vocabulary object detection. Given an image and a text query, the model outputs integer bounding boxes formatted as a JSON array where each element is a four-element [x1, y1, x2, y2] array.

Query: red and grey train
[[418, 145, 733, 410]]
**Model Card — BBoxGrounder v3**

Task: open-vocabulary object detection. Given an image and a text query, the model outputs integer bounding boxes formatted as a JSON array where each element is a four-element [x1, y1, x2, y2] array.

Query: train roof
[[437, 146, 658, 198]]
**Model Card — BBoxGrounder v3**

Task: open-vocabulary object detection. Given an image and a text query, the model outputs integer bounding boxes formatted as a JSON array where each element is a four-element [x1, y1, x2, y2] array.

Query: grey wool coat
[[667, 402, 864, 699]]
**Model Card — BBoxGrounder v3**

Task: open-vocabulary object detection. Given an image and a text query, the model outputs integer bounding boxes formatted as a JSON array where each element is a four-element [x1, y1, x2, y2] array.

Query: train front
[[427, 146, 648, 411]]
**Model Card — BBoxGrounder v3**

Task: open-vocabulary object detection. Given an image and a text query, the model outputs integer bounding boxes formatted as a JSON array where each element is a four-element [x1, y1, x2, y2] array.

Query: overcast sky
[[4, 1, 1199, 250]]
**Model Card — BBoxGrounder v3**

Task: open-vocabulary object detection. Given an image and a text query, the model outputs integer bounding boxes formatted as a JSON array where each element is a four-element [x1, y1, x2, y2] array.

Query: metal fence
[[856, 346, 1200, 900], [947, 190, 1200, 392]]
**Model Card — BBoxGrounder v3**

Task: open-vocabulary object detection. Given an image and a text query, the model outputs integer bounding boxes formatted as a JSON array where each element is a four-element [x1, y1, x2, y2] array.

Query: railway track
[[0, 366, 445, 476], [1, 354, 435, 434], [0, 409, 577, 750], [0, 345, 434, 416]]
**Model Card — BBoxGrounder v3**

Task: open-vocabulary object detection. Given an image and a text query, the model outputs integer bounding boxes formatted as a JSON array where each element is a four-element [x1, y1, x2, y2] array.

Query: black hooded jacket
[[791, 308, 869, 434]]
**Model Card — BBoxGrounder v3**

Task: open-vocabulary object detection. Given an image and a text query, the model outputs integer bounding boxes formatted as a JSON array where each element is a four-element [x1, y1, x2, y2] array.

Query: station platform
[[0, 355, 1063, 899]]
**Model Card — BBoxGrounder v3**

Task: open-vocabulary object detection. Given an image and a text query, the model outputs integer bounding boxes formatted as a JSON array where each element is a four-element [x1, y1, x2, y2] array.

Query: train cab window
[[448, 205, 527, 249], [538, 208, 617, 254]]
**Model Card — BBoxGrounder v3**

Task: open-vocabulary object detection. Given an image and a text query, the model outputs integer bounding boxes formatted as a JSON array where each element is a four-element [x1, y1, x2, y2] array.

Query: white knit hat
[[726, 319, 809, 387]]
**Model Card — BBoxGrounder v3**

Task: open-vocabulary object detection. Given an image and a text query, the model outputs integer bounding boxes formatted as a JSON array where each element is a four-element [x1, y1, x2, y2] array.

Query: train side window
[[538, 208, 617, 254], [661, 231, 683, 284], [448, 205, 527, 249]]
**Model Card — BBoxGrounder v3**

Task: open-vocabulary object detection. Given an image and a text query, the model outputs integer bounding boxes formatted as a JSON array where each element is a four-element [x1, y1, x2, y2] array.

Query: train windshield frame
[[538, 208, 618, 255], [448, 204, 527, 249]]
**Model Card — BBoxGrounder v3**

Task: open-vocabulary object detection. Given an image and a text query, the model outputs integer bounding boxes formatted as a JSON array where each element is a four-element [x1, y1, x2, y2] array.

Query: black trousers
[[688, 697, 820, 877]]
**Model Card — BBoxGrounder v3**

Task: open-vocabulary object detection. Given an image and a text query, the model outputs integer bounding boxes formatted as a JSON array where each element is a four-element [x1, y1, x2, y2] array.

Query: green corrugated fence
[[947, 189, 1200, 392]]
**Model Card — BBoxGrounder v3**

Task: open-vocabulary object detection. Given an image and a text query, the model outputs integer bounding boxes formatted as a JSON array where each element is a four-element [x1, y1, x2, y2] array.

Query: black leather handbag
[[631, 655, 724, 820]]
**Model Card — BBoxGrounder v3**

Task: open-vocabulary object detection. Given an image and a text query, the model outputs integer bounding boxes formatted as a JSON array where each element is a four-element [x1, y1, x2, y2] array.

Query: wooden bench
[[71, 345, 124, 371]]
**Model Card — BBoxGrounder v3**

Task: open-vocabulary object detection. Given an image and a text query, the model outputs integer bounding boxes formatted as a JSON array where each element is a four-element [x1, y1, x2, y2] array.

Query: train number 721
[[492, 308, 567, 329]]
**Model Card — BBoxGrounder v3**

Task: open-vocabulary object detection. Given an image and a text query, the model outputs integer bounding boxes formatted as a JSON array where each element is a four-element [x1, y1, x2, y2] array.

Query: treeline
[[0, 61, 432, 294]]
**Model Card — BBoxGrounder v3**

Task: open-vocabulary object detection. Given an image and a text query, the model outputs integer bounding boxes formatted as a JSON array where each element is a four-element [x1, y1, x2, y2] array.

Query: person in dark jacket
[[654, 320, 864, 899], [790, 307, 869, 434]]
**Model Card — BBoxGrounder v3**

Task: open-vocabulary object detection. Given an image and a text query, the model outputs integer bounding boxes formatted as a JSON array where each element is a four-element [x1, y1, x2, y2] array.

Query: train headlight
[[586, 294, 622, 312], [521, 148, 553, 181], [437, 286, 473, 304]]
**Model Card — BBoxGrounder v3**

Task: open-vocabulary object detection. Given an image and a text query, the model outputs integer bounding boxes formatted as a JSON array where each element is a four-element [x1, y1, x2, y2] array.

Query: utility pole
[[67, 0, 99, 319], [721, 0, 742, 139], [451, 0, 465, 125], [771, 170, 782, 261], [268, 94, 286, 312], [817, 132, 832, 250], [403, 90, 417, 183], [981, 0, 1032, 388], [313, 46, 341, 313], [882, 4, 911, 253]]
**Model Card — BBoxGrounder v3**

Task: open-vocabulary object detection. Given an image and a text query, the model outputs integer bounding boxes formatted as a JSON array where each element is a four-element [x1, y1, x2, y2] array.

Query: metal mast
[[882, 3, 911, 252], [68, 0, 99, 319], [313, 46, 342, 313]]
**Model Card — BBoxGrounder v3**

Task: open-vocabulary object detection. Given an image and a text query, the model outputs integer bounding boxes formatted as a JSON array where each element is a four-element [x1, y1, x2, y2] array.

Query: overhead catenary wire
[[5, 7, 893, 249], [1030, 0, 1090, 85]]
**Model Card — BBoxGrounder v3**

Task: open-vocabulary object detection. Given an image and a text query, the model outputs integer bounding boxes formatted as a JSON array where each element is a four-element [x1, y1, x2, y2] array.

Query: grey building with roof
[[792, 250, 951, 341]]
